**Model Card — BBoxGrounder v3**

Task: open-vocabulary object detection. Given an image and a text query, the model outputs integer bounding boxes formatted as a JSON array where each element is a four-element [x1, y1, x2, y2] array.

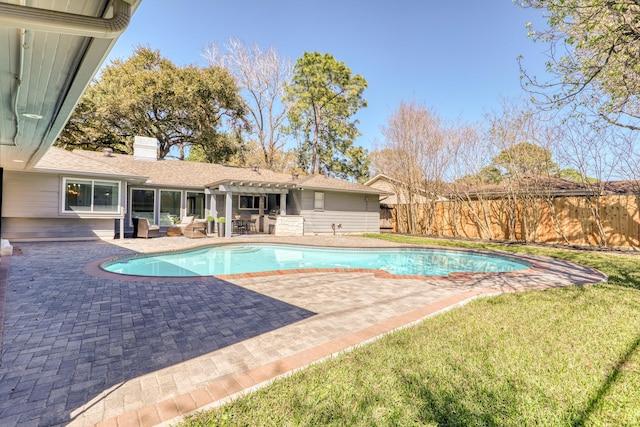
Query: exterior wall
[[296, 189, 380, 234], [3, 217, 115, 240], [2, 171, 124, 240], [288, 190, 302, 215], [3, 171, 62, 217]]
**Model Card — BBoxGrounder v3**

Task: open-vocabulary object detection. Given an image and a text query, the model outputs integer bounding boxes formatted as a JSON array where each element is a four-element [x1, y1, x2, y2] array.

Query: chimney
[[133, 136, 159, 161]]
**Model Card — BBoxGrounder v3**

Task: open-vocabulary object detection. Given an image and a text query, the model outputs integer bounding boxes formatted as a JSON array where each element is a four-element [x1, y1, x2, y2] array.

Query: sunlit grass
[[180, 234, 640, 426]]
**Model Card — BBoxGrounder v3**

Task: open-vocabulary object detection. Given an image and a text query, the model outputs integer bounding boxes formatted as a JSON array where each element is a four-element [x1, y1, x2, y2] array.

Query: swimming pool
[[102, 244, 530, 278]]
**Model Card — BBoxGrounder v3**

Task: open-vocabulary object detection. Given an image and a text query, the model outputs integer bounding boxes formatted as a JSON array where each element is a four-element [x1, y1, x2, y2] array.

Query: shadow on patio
[[0, 241, 315, 426]]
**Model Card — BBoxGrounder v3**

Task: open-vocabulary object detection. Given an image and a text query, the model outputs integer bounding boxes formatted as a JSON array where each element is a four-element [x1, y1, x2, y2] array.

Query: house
[[0, 0, 142, 253], [2, 137, 385, 240], [0, 1, 384, 245]]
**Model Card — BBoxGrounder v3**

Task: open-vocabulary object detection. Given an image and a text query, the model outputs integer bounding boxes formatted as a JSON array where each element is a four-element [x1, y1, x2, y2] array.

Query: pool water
[[102, 244, 530, 277]]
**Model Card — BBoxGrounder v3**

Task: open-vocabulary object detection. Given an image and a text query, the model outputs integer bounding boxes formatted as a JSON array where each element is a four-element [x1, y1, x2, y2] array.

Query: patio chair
[[183, 221, 207, 238], [174, 215, 194, 232], [133, 217, 161, 238]]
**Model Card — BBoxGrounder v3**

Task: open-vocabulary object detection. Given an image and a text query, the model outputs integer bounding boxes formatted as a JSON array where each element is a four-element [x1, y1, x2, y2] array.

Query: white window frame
[[314, 191, 325, 211], [62, 177, 121, 214]]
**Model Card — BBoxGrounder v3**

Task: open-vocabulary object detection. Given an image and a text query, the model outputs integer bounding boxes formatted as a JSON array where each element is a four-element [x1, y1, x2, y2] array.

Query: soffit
[[0, 0, 141, 171]]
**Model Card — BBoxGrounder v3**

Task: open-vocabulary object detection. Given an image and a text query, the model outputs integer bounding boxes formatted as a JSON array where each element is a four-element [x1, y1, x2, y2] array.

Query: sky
[[106, 0, 551, 152]]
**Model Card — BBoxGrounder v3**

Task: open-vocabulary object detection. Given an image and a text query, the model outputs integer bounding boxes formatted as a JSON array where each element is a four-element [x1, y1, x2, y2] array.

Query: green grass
[[180, 234, 640, 426]]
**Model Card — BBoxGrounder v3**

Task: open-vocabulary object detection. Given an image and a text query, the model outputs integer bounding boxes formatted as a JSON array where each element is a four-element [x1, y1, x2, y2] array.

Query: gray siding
[[288, 190, 303, 215], [300, 190, 380, 234], [3, 217, 115, 240], [3, 171, 124, 240], [3, 171, 61, 217]]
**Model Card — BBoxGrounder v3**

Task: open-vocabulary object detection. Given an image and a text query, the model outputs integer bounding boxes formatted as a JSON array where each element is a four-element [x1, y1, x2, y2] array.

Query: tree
[[559, 168, 595, 182], [448, 125, 498, 240], [284, 52, 369, 180], [492, 142, 558, 177], [374, 100, 451, 234], [57, 46, 247, 162], [185, 131, 244, 164], [555, 117, 621, 246], [478, 165, 503, 184], [203, 38, 292, 169], [484, 98, 560, 241], [518, 0, 640, 130]]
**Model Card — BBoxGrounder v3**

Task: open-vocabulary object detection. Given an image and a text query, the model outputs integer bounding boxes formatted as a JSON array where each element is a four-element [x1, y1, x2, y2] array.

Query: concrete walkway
[[0, 235, 607, 426]]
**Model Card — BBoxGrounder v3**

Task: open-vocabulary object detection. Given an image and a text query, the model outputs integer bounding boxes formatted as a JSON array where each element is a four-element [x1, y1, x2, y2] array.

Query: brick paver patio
[[0, 235, 606, 426]]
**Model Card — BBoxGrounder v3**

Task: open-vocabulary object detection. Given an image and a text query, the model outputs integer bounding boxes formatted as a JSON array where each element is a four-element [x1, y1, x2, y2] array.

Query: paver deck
[[0, 235, 607, 426]]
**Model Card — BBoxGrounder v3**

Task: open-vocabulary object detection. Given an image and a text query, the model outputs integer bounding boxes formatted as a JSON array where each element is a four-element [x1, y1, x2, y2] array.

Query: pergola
[[207, 179, 298, 237]]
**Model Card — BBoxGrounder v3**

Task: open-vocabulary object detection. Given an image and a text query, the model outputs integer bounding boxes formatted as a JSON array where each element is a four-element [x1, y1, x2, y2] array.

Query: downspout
[[8, 27, 28, 146], [0, 0, 132, 38]]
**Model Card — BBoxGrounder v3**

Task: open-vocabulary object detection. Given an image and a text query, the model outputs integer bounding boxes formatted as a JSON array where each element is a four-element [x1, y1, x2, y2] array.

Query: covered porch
[[207, 179, 300, 238]]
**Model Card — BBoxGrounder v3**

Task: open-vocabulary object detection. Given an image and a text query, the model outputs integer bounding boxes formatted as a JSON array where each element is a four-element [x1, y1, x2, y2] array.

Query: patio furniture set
[[132, 216, 258, 239], [133, 216, 207, 239]]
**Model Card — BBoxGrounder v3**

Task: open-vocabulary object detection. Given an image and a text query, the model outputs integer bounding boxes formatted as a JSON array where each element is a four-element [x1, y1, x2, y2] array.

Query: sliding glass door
[[131, 188, 155, 223], [160, 190, 181, 225]]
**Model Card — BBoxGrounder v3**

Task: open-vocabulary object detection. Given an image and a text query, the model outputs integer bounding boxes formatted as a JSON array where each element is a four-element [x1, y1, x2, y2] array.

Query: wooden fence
[[391, 194, 640, 247]]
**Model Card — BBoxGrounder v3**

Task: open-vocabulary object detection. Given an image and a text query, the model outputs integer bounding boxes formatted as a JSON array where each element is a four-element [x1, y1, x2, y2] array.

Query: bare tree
[[485, 98, 557, 242], [611, 128, 640, 193], [556, 118, 620, 246], [370, 146, 421, 234], [375, 101, 450, 234], [203, 38, 292, 170], [447, 125, 497, 240]]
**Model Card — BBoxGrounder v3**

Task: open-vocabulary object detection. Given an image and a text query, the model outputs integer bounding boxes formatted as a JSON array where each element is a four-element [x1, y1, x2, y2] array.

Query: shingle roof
[[35, 146, 142, 179], [35, 147, 385, 194], [446, 176, 640, 198], [295, 174, 386, 194]]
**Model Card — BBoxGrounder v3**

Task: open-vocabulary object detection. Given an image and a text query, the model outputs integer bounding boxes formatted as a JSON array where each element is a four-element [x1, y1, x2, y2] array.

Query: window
[[131, 188, 155, 223], [160, 190, 181, 226], [93, 181, 119, 212], [64, 178, 119, 213], [314, 192, 325, 210], [187, 191, 205, 218], [238, 195, 265, 210]]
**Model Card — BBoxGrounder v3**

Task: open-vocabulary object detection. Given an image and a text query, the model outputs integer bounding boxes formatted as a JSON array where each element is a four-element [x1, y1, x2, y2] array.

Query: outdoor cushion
[[176, 216, 195, 228]]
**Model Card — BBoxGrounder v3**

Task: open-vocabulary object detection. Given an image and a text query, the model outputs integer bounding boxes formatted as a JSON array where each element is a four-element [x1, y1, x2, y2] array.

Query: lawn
[[181, 234, 640, 426]]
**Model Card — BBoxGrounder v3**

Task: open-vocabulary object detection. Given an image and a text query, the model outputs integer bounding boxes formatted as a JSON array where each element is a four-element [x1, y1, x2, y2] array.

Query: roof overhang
[[31, 166, 147, 184], [0, 0, 142, 171]]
